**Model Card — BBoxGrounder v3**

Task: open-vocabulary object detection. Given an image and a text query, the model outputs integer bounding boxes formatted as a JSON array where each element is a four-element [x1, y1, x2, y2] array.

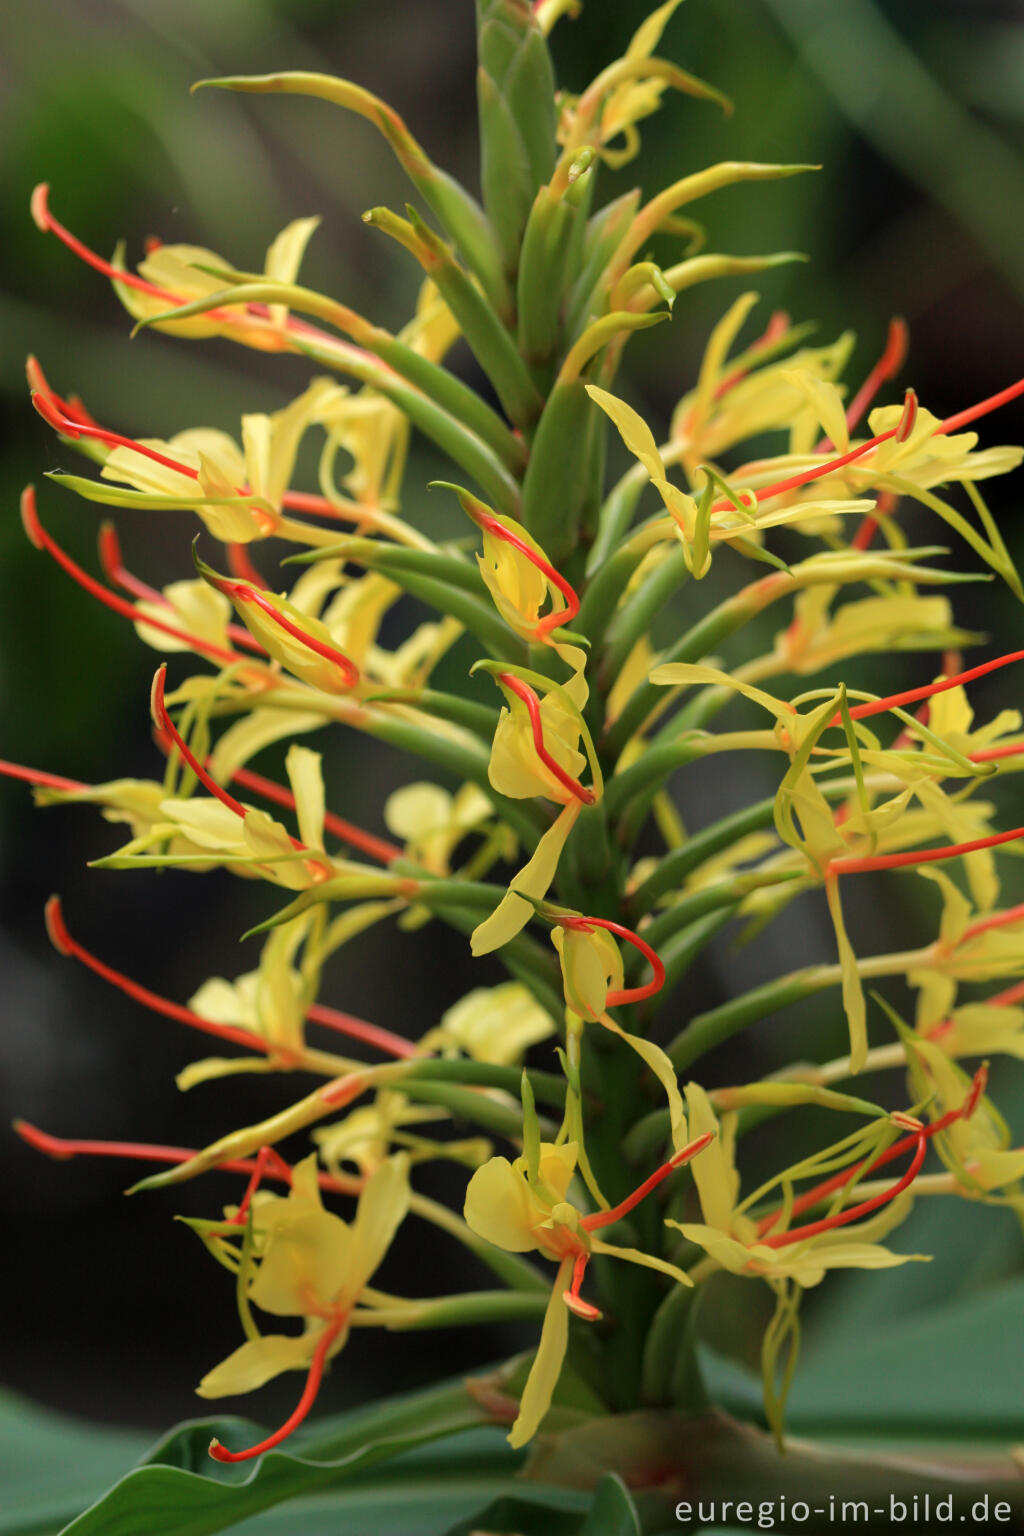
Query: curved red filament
[[211, 580, 359, 690], [14, 1121, 362, 1197], [476, 511, 580, 636], [830, 823, 1024, 877], [562, 1252, 600, 1320], [843, 318, 908, 436], [760, 1130, 928, 1249], [497, 673, 594, 804], [756, 1065, 987, 1242], [209, 1312, 346, 1463], [305, 1003, 418, 1060], [838, 649, 1024, 725], [21, 489, 246, 667], [44, 895, 276, 1056], [581, 1130, 713, 1232], [151, 666, 249, 818], [560, 914, 665, 1005]]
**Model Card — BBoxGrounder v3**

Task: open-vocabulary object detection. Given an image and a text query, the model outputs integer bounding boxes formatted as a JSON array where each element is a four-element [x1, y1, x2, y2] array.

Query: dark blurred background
[[2, 0, 1023, 1434]]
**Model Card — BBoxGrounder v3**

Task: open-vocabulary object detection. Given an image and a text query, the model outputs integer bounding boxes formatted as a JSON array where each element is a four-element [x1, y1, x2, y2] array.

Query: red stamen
[[560, 915, 665, 1005], [990, 978, 1024, 1009], [581, 1130, 713, 1232], [714, 310, 791, 400], [497, 673, 594, 804], [226, 765, 401, 866], [98, 523, 267, 655], [305, 1003, 419, 1060], [829, 823, 1024, 876], [0, 758, 88, 794], [760, 1130, 927, 1248], [956, 900, 1024, 948], [280, 490, 356, 522], [227, 1145, 295, 1226], [755, 1065, 986, 1238], [44, 895, 278, 1056], [835, 649, 1024, 726], [937, 377, 1024, 437], [13, 1121, 362, 1196], [896, 388, 918, 442], [227, 542, 269, 590], [730, 389, 918, 512], [151, 666, 250, 818], [31, 184, 178, 302], [32, 390, 201, 479], [209, 1312, 346, 1463], [26, 356, 96, 430], [474, 510, 580, 637], [844, 318, 908, 435], [21, 488, 246, 666], [562, 1251, 600, 1320], [207, 578, 359, 690]]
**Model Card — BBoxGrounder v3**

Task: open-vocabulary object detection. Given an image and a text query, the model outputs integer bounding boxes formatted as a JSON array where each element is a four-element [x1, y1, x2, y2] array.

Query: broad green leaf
[[0, 1390, 148, 1536], [579, 1472, 642, 1536]]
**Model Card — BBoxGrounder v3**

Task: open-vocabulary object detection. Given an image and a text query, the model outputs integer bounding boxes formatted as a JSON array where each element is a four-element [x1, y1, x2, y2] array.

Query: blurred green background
[[2, 0, 1023, 1436]]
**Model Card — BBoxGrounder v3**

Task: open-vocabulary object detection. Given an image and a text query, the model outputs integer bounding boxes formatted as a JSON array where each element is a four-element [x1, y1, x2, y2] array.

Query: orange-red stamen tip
[[896, 388, 918, 443], [44, 894, 73, 956], [13, 1120, 73, 1159]]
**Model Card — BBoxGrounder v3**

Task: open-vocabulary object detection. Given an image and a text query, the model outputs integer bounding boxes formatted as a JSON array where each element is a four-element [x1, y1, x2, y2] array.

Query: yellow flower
[[198, 1153, 409, 1460], [464, 1136, 701, 1446], [384, 781, 493, 876], [419, 982, 555, 1065]]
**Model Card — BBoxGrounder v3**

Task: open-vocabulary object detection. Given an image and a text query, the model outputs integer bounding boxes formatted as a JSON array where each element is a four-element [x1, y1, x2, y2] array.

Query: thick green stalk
[[599, 546, 691, 690]]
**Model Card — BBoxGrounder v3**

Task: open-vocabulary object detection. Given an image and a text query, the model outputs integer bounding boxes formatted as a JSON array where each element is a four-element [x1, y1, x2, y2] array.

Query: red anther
[[562, 1252, 600, 1320], [0, 758, 88, 794], [581, 1130, 713, 1232], [497, 673, 594, 804], [760, 1130, 928, 1249], [43, 895, 278, 1055], [209, 1311, 346, 1463], [26, 356, 96, 429], [210, 580, 359, 690], [226, 764, 401, 866], [305, 1003, 418, 1059], [833, 649, 1024, 726], [13, 1121, 363, 1196], [715, 309, 791, 400], [151, 666, 250, 819], [895, 388, 918, 443], [755, 1065, 988, 1240], [473, 510, 580, 636], [560, 915, 665, 1006], [144, 235, 163, 254], [843, 317, 909, 435], [20, 488, 245, 666], [829, 823, 1024, 877]]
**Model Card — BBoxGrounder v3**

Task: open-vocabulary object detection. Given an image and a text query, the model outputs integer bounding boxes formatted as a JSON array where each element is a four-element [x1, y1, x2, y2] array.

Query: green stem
[[599, 546, 691, 690]]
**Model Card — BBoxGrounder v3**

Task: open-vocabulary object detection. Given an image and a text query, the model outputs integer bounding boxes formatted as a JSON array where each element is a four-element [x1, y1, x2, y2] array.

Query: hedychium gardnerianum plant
[[8, 0, 1024, 1525]]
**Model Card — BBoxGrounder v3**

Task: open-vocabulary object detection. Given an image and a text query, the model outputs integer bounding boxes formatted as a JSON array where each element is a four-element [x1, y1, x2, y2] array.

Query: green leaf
[[579, 1473, 642, 1536], [0, 1390, 148, 1536], [442, 1486, 589, 1535], [59, 1380, 498, 1536], [787, 1279, 1024, 1438]]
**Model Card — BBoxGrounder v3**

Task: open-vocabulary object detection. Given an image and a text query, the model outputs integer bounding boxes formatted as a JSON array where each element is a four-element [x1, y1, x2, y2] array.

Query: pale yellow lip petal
[[196, 1328, 322, 1398], [248, 1207, 355, 1317], [347, 1154, 411, 1298], [464, 1156, 538, 1253], [507, 1256, 573, 1449]]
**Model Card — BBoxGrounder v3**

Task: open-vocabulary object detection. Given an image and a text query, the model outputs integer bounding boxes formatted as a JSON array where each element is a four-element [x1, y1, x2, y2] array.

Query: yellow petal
[[347, 1154, 410, 1300], [197, 1329, 322, 1398], [471, 802, 581, 955], [249, 1207, 354, 1317], [464, 1156, 539, 1252], [585, 385, 664, 481], [507, 1257, 572, 1448]]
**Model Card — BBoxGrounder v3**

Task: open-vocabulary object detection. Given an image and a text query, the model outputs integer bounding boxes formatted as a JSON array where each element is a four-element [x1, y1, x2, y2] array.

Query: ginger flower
[[471, 668, 601, 955], [464, 1131, 711, 1447], [419, 982, 555, 1065], [198, 1152, 410, 1462]]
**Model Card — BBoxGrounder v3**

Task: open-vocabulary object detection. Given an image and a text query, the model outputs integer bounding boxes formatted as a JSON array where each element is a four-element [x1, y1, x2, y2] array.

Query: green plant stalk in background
[[6, 0, 1024, 1531]]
